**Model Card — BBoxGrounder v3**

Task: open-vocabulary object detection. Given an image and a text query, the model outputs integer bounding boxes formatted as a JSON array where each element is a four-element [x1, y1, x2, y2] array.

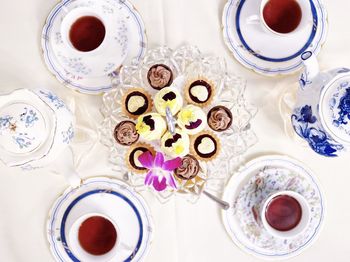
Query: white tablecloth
[[0, 0, 349, 261]]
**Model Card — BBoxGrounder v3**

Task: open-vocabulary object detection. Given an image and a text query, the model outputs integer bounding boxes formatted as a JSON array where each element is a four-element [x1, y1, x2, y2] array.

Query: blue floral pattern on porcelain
[[291, 105, 344, 157], [334, 87, 350, 126], [20, 107, 39, 128], [39, 90, 65, 109], [292, 51, 350, 157], [62, 123, 74, 144]]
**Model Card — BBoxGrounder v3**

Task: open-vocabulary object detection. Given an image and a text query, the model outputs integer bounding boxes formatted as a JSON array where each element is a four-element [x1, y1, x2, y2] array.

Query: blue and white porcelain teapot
[[0, 89, 80, 186], [291, 51, 350, 157]]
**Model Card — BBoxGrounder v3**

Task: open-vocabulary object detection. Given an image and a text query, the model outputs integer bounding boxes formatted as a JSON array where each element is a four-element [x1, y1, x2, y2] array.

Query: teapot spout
[[301, 51, 319, 81]]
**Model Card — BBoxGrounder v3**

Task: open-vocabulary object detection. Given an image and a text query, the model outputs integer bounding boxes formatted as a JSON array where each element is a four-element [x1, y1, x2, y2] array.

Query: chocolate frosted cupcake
[[174, 154, 200, 180], [126, 143, 155, 174], [122, 88, 152, 119], [113, 121, 139, 146], [191, 132, 220, 161], [147, 64, 173, 90], [185, 77, 215, 107], [207, 106, 233, 132]]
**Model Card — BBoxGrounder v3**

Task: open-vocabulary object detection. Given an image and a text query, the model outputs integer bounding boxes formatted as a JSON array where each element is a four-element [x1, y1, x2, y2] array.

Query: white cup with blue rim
[[246, 0, 312, 36]]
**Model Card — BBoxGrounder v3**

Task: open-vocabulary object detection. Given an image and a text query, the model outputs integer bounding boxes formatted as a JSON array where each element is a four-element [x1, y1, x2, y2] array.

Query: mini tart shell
[[121, 88, 153, 120], [190, 131, 221, 162], [184, 76, 216, 108], [125, 143, 155, 174]]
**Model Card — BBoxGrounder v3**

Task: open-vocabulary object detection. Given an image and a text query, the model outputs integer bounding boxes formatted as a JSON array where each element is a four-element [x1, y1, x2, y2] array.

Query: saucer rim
[[222, 0, 328, 76], [221, 154, 326, 260], [46, 176, 154, 262]]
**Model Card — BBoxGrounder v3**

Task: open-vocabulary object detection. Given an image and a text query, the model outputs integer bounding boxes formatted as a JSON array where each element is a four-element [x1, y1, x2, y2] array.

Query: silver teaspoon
[[203, 190, 230, 210]]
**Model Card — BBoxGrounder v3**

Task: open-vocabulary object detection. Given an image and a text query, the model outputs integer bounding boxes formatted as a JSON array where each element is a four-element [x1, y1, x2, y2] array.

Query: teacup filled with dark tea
[[68, 213, 119, 261], [61, 7, 107, 54], [261, 191, 310, 238], [247, 0, 312, 36]]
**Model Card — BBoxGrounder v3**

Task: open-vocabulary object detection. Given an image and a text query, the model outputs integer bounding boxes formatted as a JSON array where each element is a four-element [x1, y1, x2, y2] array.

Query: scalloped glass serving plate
[[100, 45, 257, 203]]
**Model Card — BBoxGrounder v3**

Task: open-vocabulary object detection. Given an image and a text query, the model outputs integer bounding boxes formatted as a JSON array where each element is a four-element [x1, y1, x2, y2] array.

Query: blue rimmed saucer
[[47, 177, 153, 262], [222, 155, 325, 260], [41, 0, 147, 95], [222, 0, 328, 76]]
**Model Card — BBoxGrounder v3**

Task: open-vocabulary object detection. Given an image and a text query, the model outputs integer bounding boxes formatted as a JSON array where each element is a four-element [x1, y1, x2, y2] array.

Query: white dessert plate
[[47, 177, 153, 262], [42, 0, 147, 94], [222, 155, 325, 260], [222, 0, 328, 76]]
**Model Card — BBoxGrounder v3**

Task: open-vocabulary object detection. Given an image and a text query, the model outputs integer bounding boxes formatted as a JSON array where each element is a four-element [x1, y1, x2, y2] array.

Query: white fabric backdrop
[[0, 0, 350, 261]]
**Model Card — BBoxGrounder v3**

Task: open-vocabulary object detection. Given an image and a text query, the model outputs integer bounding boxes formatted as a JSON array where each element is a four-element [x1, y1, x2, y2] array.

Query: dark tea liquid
[[69, 16, 106, 52], [265, 195, 302, 231], [263, 0, 302, 34], [78, 216, 117, 255]]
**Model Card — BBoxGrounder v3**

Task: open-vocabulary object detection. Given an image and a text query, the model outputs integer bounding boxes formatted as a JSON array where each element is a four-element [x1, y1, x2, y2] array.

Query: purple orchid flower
[[138, 151, 182, 192]]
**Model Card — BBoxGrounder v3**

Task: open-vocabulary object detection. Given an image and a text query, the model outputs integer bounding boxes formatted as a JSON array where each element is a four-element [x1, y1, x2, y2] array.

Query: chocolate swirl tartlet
[[122, 88, 152, 119], [114, 121, 139, 146], [191, 132, 220, 161], [174, 154, 200, 180], [147, 64, 173, 90], [185, 77, 215, 107], [207, 106, 233, 132]]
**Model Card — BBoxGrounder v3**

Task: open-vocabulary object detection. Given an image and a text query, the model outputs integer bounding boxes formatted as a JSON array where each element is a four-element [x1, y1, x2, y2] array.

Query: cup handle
[[51, 146, 82, 188], [246, 15, 260, 25]]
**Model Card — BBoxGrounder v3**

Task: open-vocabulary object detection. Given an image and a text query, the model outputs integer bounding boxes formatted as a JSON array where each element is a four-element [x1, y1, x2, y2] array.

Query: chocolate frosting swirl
[[147, 64, 173, 89], [114, 121, 139, 146], [175, 155, 200, 180], [208, 106, 232, 131]]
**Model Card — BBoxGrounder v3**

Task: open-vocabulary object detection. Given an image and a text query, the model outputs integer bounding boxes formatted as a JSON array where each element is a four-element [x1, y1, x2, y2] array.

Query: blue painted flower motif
[[20, 107, 39, 128], [57, 54, 92, 76], [333, 87, 350, 126], [0, 115, 13, 129], [62, 123, 74, 144], [291, 105, 343, 157], [299, 72, 312, 89], [12, 133, 34, 149], [299, 105, 317, 124], [39, 90, 65, 109]]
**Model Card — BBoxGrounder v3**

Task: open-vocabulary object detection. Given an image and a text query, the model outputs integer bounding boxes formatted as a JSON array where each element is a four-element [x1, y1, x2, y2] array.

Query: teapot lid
[[0, 102, 48, 154], [320, 74, 350, 145]]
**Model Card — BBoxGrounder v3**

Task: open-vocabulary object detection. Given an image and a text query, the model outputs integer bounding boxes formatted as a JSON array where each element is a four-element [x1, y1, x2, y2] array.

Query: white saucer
[[47, 177, 153, 262], [222, 155, 325, 260], [42, 0, 147, 94], [222, 0, 328, 76], [52, 0, 129, 78]]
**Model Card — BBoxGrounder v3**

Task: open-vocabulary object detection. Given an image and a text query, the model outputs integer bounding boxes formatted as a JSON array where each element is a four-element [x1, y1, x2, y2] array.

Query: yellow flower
[[136, 119, 150, 134], [178, 108, 195, 124], [174, 143, 184, 155]]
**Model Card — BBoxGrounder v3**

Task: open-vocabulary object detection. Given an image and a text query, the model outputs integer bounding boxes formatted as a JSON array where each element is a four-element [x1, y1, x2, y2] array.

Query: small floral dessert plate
[[100, 45, 257, 203], [222, 0, 328, 76], [42, 0, 147, 94], [222, 155, 325, 260], [47, 177, 153, 262]]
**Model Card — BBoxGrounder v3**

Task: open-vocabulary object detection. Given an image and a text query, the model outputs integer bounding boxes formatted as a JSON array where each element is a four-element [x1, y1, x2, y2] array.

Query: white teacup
[[261, 191, 310, 238], [57, 5, 128, 78], [68, 213, 120, 262], [246, 0, 312, 37]]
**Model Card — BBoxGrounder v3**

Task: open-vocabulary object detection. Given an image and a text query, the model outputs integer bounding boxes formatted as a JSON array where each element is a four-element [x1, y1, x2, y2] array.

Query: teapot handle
[[51, 147, 81, 188]]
